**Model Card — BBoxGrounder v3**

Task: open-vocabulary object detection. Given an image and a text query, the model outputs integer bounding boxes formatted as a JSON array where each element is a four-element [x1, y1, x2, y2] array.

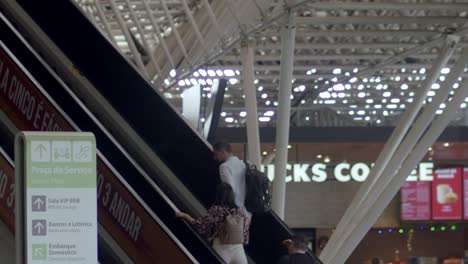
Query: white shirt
[[219, 156, 246, 208]]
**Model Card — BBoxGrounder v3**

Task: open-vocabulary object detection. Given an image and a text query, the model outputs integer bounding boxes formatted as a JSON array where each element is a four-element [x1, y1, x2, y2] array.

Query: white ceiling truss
[[75, 0, 468, 127]]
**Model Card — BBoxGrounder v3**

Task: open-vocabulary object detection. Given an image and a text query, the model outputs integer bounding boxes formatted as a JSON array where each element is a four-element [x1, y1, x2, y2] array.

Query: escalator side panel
[[0, 31, 193, 264]]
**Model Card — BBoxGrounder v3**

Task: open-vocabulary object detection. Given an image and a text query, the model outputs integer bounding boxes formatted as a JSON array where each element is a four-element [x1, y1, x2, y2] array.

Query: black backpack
[[244, 162, 272, 213]]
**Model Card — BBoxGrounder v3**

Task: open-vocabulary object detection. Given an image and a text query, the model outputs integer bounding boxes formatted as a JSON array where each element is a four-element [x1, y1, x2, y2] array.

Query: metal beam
[[295, 16, 468, 25]]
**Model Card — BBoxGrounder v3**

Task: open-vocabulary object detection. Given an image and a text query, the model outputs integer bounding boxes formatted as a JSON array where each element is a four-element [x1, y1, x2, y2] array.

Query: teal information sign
[[15, 132, 97, 264]]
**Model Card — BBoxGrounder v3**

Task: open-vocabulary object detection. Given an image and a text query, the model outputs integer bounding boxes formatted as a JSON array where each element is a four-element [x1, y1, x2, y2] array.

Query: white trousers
[[212, 238, 248, 264]]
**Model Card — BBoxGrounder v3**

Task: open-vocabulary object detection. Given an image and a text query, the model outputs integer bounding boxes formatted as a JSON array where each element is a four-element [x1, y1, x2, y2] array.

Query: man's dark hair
[[291, 234, 308, 251], [213, 141, 232, 153], [214, 183, 238, 209]]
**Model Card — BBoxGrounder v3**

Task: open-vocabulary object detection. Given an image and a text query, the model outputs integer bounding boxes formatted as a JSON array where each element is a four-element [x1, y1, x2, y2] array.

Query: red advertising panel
[[463, 168, 468, 219], [401, 181, 431, 221], [431, 168, 463, 220]]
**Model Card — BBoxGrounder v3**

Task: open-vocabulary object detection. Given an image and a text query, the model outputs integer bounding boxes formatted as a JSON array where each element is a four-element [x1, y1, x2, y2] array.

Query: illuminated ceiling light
[[358, 92, 366, 98], [353, 68, 359, 73], [432, 83, 440, 89], [375, 104, 382, 109], [225, 117, 234, 123], [461, 103, 467, 108], [440, 103, 446, 109], [273, 101, 278, 106], [382, 99, 387, 103], [353, 117, 363, 121], [439, 76, 445, 82], [400, 104, 405, 109], [229, 78, 238, 85], [316, 154, 322, 159], [311, 68, 317, 74], [343, 100, 348, 104], [350, 105, 358, 108], [324, 100, 336, 104], [395, 76, 401, 82], [427, 91, 436, 96], [366, 99, 374, 104], [264, 111, 275, 117], [199, 79, 206, 85], [262, 151, 267, 155], [221, 112, 227, 117], [387, 104, 397, 109], [190, 79, 198, 86], [239, 111, 247, 117], [376, 84, 383, 90], [290, 95, 294, 99], [261, 93, 268, 99], [345, 72, 350, 76], [207, 79, 213, 85], [349, 77, 357, 83], [357, 110, 365, 115], [265, 100, 271, 105], [324, 156, 331, 163], [349, 110, 355, 115], [383, 91, 391, 97], [301, 100, 306, 104], [305, 116, 310, 121], [170, 69, 176, 77], [333, 83, 345, 91], [332, 68, 342, 74], [184, 79, 191, 86], [254, 79, 259, 84], [207, 70, 216, 76], [338, 92, 346, 98], [287, 145, 292, 149], [408, 98, 414, 103], [216, 70, 224, 76], [331, 77, 338, 82], [344, 84, 351, 90], [319, 91, 331, 99], [383, 110, 389, 116], [357, 84, 364, 90], [178, 80, 185, 86], [224, 69, 235, 77], [365, 116, 370, 121], [376, 119, 381, 124], [401, 84, 408, 90], [419, 68, 426, 74], [441, 68, 450, 74], [259, 117, 271, 122], [436, 110, 443, 114], [444, 142, 450, 147], [363, 78, 368, 83], [200, 117, 206, 122], [409, 92, 415, 97], [331, 93, 338, 98], [198, 69, 207, 76], [235, 70, 240, 75], [258, 86, 264, 91], [391, 98, 400, 103]]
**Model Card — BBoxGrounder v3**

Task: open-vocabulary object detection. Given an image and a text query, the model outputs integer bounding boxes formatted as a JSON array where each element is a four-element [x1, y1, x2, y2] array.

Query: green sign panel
[[15, 132, 97, 264]]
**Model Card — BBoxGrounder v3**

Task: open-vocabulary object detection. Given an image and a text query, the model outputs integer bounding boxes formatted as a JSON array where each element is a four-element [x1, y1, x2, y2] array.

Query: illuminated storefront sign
[[261, 162, 434, 183]]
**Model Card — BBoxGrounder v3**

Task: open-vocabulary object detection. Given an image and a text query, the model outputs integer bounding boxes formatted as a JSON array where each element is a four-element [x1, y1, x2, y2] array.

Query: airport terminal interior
[[1, 0, 468, 263]]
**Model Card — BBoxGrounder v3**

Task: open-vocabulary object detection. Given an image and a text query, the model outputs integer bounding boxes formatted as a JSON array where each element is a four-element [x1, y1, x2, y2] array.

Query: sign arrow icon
[[34, 144, 47, 159], [34, 247, 44, 257], [34, 198, 44, 210], [34, 222, 45, 234]]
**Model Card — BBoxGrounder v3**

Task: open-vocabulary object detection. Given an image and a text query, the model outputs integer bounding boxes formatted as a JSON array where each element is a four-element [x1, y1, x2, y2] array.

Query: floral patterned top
[[190, 205, 250, 244]]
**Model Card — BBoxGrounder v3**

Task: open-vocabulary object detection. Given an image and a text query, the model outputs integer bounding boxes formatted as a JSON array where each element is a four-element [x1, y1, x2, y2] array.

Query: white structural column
[[271, 9, 296, 219], [241, 38, 261, 168], [329, 61, 468, 264], [321, 36, 460, 264]]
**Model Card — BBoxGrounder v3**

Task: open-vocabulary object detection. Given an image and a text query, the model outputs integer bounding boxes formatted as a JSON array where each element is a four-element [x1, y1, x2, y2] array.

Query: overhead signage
[[431, 168, 462, 220], [16, 132, 97, 263], [261, 162, 434, 183], [400, 181, 431, 221]]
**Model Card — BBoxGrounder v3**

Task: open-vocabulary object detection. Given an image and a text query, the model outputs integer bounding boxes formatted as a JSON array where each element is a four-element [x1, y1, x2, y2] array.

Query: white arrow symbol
[[34, 198, 44, 210], [34, 222, 44, 234], [34, 247, 44, 257]]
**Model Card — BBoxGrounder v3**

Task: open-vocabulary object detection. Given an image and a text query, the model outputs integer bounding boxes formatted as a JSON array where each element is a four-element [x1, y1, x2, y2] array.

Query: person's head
[[213, 142, 232, 162], [214, 183, 237, 208], [283, 234, 308, 254]]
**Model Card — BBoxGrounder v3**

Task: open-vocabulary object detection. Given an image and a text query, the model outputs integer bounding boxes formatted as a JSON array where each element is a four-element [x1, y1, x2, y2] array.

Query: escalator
[[0, 7, 222, 263], [1, 1, 322, 263]]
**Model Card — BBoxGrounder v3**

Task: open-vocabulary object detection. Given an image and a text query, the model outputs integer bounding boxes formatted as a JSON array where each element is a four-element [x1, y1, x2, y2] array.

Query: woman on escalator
[[176, 183, 250, 264]]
